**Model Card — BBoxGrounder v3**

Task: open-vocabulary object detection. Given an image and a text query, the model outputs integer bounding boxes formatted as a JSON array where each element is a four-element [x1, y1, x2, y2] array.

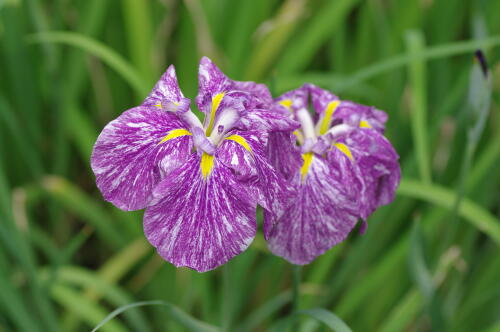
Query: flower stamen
[[318, 100, 341, 135], [206, 92, 225, 136]]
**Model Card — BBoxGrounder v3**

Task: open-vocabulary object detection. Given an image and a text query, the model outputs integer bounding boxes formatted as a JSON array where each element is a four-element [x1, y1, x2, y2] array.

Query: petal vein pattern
[[267, 156, 359, 265], [91, 107, 192, 211], [144, 155, 257, 272]]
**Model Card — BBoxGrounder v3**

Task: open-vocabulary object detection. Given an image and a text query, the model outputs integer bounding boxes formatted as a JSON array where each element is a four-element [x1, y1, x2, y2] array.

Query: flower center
[[205, 92, 225, 136], [201, 92, 242, 150]]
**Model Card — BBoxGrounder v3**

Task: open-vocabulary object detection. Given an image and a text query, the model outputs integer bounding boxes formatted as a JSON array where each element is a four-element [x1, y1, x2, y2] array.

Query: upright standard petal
[[142, 65, 187, 111], [231, 80, 273, 108], [306, 83, 339, 115], [197, 57, 273, 111], [144, 154, 257, 272], [333, 102, 388, 133], [274, 86, 309, 113], [196, 57, 233, 113], [91, 106, 192, 211], [239, 108, 300, 133], [329, 128, 400, 219], [266, 155, 359, 265]]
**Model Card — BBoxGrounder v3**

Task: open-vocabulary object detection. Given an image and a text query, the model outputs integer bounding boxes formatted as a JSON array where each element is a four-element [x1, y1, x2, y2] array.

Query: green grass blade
[[0, 2, 42, 142], [122, 0, 155, 83], [27, 31, 149, 97], [277, 0, 362, 73], [52, 284, 128, 332], [405, 30, 431, 183], [244, 0, 306, 81], [0, 261, 43, 332], [238, 291, 291, 332], [378, 289, 422, 332], [270, 308, 352, 332], [44, 266, 153, 332], [337, 35, 500, 91], [91, 300, 220, 332], [40, 176, 126, 248], [398, 179, 500, 245]]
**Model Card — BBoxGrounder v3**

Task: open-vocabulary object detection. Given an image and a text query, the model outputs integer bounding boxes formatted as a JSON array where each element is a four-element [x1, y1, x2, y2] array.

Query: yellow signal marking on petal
[[159, 128, 192, 144], [225, 135, 252, 152], [300, 153, 314, 181], [156, 101, 178, 109], [334, 143, 353, 160], [293, 130, 304, 144], [279, 99, 293, 110], [200, 153, 215, 179], [359, 120, 372, 128], [206, 92, 225, 136], [319, 100, 341, 135]]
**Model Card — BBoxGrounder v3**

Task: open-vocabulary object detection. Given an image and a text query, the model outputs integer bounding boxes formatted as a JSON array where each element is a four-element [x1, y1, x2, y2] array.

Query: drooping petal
[[144, 154, 257, 272], [266, 154, 359, 265], [328, 128, 400, 219], [217, 130, 296, 220], [266, 132, 302, 180], [143, 65, 187, 110], [91, 106, 192, 211]]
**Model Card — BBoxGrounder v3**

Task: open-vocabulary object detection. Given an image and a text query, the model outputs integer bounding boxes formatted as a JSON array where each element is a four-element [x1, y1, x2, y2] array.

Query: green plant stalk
[[222, 263, 232, 332], [27, 31, 148, 98], [398, 179, 500, 245], [444, 55, 492, 249], [406, 30, 432, 184], [244, 0, 306, 81], [336, 35, 500, 92], [122, 0, 155, 83], [289, 264, 302, 331]]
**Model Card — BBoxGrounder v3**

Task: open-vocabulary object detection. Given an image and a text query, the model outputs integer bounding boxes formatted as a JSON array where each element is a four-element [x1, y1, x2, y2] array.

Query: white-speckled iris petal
[[266, 132, 302, 180], [196, 57, 233, 113], [333, 102, 388, 133], [305, 83, 339, 115], [143, 65, 185, 107], [266, 155, 359, 265], [217, 130, 296, 220], [144, 154, 257, 272], [239, 109, 300, 133], [274, 86, 309, 113], [231, 81, 273, 107], [329, 128, 400, 219], [91, 106, 192, 211]]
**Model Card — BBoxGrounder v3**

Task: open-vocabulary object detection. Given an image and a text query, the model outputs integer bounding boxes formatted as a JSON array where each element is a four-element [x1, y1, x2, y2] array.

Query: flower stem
[[291, 264, 301, 313], [222, 263, 231, 332], [290, 264, 302, 331]]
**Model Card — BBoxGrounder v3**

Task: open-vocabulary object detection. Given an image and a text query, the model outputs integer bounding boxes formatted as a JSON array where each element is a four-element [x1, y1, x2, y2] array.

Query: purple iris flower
[[91, 57, 298, 272], [265, 84, 400, 265]]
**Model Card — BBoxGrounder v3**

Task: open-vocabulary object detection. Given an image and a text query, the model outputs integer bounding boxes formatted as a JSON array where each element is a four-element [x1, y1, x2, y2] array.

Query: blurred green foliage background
[[1, 0, 500, 331]]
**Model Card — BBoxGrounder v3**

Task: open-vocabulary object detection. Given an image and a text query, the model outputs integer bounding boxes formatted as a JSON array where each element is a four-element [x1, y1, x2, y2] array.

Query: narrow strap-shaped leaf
[[27, 31, 149, 97], [91, 300, 220, 332], [398, 179, 500, 245], [270, 308, 352, 332], [406, 30, 432, 184]]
